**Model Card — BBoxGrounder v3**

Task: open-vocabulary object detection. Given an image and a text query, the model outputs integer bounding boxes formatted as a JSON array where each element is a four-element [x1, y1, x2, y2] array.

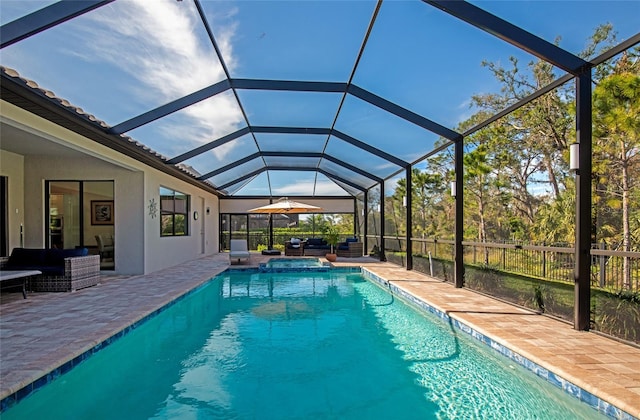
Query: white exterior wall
[[143, 170, 219, 273], [1, 101, 220, 275]]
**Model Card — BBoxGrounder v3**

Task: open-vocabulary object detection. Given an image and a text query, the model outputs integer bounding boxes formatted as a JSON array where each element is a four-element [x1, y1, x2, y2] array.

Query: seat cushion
[[306, 238, 327, 248], [6, 248, 47, 268], [289, 238, 301, 248], [37, 265, 66, 276], [46, 248, 89, 266]]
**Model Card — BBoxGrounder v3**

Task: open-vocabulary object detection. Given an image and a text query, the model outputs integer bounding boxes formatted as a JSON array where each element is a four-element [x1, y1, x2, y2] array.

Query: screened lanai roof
[[1, 0, 639, 197]]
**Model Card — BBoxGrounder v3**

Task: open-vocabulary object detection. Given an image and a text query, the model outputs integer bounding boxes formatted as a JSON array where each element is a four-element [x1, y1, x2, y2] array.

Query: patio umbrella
[[248, 198, 322, 214], [248, 198, 322, 249]]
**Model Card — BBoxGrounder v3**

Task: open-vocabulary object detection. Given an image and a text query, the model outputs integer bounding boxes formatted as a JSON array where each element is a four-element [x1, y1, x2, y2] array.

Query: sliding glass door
[[46, 180, 114, 269], [48, 181, 80, 249]]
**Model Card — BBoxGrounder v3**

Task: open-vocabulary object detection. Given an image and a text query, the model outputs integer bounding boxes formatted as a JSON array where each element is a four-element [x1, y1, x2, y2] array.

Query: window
[[160, 187, 189, 236]]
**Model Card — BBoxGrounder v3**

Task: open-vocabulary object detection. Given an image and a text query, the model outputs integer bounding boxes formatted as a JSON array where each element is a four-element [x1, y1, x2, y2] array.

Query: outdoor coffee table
[[0, 270, 41, 299]]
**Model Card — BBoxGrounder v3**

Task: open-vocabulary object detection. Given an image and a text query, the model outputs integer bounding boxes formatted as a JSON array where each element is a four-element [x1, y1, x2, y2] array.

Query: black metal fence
[[377, 236, 639, 343], [461, 241, 639, 292], [379, 236, 639, 293]]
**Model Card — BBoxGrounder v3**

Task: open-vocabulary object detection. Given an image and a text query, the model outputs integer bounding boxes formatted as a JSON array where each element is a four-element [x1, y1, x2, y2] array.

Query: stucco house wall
[[1, 101, 220, 275]]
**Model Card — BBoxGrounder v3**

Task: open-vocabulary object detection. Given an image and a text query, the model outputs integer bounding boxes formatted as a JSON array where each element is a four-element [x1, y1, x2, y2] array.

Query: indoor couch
[[303, 238, 330, 256], [336, 237, 364, 258], [2, 247, 100, 292]]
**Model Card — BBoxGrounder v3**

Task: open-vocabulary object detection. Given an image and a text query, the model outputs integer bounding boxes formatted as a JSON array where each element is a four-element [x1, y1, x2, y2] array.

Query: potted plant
[[324, 224, 340, 262]]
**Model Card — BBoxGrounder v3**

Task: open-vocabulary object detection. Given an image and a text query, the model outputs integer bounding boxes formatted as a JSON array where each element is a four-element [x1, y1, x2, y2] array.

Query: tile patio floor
[[1, 253, 639, 417]]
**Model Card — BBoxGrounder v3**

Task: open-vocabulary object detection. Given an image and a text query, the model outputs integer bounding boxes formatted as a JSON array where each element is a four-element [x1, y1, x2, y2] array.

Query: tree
[[474, 56, 573, 201], [532, 187, 575, 245], [412, 168, 446, 239], [592, 56, 640, 287], [463, 140, 494, 264]]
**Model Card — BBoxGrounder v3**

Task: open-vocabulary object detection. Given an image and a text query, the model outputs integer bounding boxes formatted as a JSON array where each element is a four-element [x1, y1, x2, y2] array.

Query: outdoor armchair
[[336, 238, 364, 258]]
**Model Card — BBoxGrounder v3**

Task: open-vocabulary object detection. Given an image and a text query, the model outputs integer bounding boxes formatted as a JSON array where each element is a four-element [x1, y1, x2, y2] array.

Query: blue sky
[[1, 0, 638, 196]]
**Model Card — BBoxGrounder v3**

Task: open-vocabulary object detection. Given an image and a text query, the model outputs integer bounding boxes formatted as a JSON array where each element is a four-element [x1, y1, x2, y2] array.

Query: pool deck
[[1, 252, 639, 417]]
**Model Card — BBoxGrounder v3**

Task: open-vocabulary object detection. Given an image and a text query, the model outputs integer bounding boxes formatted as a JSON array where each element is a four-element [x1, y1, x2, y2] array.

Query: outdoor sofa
[[302, 238, 331, 256], [1, 247, 100, 292], [284, 237, 363, 257]]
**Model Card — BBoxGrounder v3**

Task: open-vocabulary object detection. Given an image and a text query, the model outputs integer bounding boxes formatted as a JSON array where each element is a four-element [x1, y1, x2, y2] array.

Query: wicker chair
[[31, 255, 101, 292], [285, 239, 304, 256], [336, 239, 364, 258]]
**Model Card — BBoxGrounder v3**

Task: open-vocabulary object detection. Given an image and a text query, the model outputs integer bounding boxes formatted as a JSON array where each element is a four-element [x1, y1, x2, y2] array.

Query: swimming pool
[[2, 270, 606, 419]]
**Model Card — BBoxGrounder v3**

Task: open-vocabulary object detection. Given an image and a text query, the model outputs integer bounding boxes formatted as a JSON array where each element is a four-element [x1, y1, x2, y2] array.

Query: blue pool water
[[3, 270, 606, 419], [262, 257, 325, 268]]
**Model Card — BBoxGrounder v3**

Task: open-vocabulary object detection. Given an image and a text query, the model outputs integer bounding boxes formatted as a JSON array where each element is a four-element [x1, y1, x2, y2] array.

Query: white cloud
[[273, 179, 346, 196], [273, 181, 312, 195], [81, 0, 244, 155], [314, 180, 348, 195]]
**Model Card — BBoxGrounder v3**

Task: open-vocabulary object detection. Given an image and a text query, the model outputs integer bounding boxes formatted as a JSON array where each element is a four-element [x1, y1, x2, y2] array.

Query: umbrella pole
[[268, 213, 273, 249]]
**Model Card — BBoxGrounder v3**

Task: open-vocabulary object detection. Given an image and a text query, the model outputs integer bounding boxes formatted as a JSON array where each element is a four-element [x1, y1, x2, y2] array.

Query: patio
[[1, 255, 639, 417]]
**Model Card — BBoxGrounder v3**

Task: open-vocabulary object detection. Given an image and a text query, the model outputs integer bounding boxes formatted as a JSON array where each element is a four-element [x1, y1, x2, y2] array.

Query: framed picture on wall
[[91, 200, 114, 225]]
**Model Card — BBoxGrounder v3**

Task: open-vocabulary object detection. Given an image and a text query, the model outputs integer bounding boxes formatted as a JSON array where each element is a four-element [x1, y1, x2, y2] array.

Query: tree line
[[376, 25, 638, 254]]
